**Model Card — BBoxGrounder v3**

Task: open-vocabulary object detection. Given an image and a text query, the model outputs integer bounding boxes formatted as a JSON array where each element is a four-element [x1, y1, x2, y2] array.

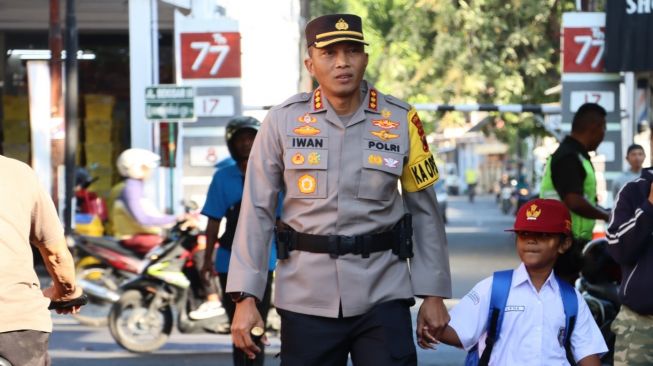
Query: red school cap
[[506, 198, 572, 235]]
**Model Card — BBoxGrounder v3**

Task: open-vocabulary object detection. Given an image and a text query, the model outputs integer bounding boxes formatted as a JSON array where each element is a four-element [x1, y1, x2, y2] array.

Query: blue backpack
[[464, 270, 578, 366]]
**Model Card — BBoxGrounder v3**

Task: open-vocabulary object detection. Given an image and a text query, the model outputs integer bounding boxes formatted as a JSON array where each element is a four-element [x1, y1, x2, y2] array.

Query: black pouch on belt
[[394, 214, 414, 260], [275, 227, 291, 260]]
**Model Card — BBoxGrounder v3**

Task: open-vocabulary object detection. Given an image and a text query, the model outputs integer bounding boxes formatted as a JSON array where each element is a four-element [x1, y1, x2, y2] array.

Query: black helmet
[[225, 116, 260, 160]]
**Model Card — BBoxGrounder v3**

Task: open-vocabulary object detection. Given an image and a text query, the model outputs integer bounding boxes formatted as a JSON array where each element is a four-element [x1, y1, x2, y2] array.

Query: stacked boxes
[[1, 95, 31, 163], [84, 94, 118, 198]]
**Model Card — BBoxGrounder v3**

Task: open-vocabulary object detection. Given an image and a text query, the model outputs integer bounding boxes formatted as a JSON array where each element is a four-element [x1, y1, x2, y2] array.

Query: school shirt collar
[[512, 262, 559, 293]]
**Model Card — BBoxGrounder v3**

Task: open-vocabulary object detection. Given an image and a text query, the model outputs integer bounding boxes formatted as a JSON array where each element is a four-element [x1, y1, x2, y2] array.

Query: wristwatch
[[230, 291, 257, 303]]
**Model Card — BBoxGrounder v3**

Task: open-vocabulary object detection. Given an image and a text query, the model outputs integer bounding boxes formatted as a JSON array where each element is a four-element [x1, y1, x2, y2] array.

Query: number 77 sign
[[180, 32, 241, 79]]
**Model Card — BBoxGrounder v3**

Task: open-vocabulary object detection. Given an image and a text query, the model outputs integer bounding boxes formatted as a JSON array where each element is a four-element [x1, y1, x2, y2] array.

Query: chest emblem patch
[[368, 154, 383, 165], [371, 130, 399, 141], [381, 109, 392, 118], [383, 158, 399, 168], [291, 153, 305, 165], [294, 125, 321, 136], [298, 174, 316, 194], [297, 113, 317, 124], [372, 119, 400, 130], [307, 152, 321, 165]]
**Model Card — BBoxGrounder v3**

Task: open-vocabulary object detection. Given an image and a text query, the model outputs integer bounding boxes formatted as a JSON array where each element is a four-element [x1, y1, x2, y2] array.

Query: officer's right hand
[[231, 298, 267, 359]]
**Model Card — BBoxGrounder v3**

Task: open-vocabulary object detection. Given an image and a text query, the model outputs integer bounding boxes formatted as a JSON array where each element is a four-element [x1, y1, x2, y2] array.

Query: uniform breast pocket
[[357, 151, 403, 201], [284, 149, 328, 199]]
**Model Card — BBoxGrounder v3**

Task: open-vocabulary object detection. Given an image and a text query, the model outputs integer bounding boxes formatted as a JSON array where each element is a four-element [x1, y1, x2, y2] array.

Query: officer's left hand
[[416, 296, 450, 350]]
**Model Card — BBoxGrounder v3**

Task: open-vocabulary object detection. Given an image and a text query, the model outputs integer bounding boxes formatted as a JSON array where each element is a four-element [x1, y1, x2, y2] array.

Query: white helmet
[[116, 148, 160, 179]]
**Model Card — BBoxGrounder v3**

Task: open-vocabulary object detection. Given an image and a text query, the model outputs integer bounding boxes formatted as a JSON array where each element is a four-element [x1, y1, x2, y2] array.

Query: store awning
[[606, 1, 653, 72]]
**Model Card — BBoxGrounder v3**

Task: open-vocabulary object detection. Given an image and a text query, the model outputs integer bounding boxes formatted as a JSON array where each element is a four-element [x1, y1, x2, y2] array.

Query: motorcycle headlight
[[519, 188, 529, 195]]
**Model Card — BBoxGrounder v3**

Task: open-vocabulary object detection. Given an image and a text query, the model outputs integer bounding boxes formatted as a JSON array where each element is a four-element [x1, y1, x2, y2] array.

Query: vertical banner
[[27, 60, 52, 193]]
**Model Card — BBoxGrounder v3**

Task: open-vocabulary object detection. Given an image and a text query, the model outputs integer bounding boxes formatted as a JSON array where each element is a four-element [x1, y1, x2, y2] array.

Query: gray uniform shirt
[[226, 81, 452, 317]]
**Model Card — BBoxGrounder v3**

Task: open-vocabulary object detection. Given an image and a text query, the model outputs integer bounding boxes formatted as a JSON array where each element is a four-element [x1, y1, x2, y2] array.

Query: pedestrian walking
[[607, 167, 653, 366], [225, 13, 451, 365], [0, 155, 84, 366], [438, 198, 607, 365]]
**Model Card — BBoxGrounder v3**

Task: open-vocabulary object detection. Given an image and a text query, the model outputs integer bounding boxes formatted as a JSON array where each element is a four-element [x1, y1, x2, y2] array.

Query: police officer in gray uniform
[[226, 13, 452, 365]]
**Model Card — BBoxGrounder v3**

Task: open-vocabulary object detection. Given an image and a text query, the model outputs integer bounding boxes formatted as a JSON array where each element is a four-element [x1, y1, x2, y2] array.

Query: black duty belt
[[279, 230, 396, 259]]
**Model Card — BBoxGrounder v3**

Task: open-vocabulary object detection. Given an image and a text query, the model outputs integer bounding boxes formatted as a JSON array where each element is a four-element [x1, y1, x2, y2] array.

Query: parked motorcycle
[[108, 224, 229, 353], [577, 237, 621, 365]]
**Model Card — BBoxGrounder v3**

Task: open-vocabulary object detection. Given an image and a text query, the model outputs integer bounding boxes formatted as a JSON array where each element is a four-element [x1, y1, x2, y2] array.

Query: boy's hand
[[416, 296, 450, 349]]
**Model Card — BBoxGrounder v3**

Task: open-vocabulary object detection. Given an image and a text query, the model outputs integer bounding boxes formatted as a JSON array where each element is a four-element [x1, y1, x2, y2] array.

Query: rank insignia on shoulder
[[372, 119, 400, 130], [291, 153, 305, 165], [381, 109, 392, 118], [313, 89, 324, 111], [371, 130, 399, 141], [294, 125, 321, 136], [368, 154, 383, 165], [368, 89, 378, 111], [297, 113, 317, 124], [307, 152, 321, 165], [298, 174, 317, 194]]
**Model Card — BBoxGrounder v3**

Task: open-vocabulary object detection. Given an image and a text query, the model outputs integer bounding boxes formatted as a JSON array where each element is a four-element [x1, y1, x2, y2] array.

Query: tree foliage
[[309, 0, 577, 139]]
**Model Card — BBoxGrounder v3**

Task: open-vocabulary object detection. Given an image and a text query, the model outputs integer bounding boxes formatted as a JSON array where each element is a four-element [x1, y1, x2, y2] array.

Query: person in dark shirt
[[540, 103, 610, 282]]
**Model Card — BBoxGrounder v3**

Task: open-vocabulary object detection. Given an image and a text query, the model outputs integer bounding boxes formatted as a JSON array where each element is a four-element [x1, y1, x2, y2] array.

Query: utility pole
[[63, 0, 78, 235], [49, 0, 64, 208]]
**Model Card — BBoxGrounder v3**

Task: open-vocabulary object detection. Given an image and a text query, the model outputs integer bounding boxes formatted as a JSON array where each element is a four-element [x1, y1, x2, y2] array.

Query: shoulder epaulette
[[384, 95, 411, 111], [271, 93, 311, 110]]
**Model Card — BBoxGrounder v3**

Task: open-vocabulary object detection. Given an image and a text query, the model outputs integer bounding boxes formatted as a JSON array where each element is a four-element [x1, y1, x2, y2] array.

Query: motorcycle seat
[[583, 280, 621, 306], [78, 235, 146, 258]]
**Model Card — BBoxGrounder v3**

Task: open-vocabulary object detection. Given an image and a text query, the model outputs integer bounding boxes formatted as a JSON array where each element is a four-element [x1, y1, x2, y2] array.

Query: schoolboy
[[434, 198, 607, 365]]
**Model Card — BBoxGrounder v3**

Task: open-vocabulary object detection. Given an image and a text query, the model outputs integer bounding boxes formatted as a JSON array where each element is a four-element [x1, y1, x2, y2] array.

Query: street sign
[[563, 26, 606, 73], [195, 95, 235, 117], [145, 85, 195, 121], [179, 32, 241, 80]]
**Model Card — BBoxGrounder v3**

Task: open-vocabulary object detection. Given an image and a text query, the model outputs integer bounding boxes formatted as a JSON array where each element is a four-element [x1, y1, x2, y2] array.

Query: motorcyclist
[[200, 116, 279, 365], [111, 148, 224, 320]]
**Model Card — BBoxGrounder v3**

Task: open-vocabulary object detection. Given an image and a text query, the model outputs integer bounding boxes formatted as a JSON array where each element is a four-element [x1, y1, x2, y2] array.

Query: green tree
[[307, 0, 577, 139]]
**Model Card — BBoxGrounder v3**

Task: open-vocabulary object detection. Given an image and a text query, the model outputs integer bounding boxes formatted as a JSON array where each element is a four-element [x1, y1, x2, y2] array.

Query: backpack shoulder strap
[[478, 270, 513, 366], [556, 275, 578, 365]]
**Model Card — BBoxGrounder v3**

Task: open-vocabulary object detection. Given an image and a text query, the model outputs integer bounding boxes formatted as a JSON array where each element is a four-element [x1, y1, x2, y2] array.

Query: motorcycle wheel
[[108, 289, 173, 353], [73, 262, 119, 327]]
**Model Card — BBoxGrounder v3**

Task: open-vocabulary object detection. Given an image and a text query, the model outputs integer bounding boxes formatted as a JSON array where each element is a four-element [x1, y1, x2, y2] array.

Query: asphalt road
[[48, 194, 519, 365]]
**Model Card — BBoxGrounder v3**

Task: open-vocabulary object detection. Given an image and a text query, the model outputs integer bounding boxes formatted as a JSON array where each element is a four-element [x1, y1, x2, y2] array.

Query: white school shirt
[[449, 263, 607, 365]]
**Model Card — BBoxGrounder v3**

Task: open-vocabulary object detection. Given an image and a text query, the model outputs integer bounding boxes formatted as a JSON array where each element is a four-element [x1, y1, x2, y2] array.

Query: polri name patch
[[292, 137, 325, 149]]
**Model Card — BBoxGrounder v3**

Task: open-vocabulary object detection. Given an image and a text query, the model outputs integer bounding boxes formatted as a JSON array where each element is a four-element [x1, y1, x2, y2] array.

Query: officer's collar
[[310, 81, 381, 115]]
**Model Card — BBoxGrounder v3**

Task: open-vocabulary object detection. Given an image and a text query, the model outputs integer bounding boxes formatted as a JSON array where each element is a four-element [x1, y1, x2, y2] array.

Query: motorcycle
[[69, 233, 146, 326], [499, 184, 514, 214], [577, 237, 621, 365], [108, 224, 229, 353]]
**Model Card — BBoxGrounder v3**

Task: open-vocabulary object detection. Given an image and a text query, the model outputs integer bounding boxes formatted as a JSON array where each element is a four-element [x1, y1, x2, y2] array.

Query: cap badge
[[526, 204, 541, 221], [335, 18, 349, 30], [291, 153, 305, 165], [298, 174, 317, 194], [298, 113, 317, 124]]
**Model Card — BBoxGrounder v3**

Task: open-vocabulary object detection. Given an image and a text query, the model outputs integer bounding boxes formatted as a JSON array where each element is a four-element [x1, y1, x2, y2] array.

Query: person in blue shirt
[[201, 116, 278, 366]]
